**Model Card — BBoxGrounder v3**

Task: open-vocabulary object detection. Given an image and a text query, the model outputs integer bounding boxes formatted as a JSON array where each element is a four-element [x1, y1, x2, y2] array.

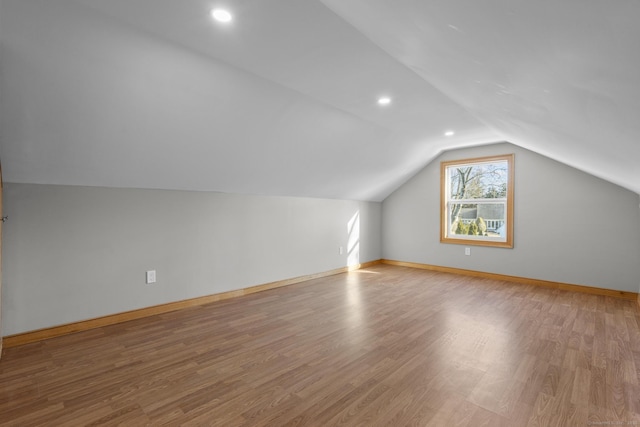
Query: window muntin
[[441, 154, 514, 248]]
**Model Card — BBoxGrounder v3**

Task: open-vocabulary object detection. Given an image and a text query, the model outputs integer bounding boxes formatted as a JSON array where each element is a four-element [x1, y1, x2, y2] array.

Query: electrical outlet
[[465, 247, 471, 256], [146, 270, 156, 284], [339, 246, 344, 255]]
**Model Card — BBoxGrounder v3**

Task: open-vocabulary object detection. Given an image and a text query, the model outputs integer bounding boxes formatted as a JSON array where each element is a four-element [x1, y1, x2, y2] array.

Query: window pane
[[448, 161, 508, 201], [448, 203, 506, 238]]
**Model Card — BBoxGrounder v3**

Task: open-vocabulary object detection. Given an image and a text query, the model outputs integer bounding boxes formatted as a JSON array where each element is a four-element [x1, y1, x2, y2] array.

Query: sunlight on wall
[[347, 211, 360, 267]]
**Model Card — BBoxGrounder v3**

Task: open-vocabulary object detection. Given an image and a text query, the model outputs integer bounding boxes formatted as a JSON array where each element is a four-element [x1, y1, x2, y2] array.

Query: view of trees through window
[[441, 154, 514, 248]]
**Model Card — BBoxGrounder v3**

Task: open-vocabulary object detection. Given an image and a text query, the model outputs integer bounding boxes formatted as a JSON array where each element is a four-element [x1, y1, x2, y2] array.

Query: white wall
[[1, 184, 382, 335], [383, 142, 640, 292]]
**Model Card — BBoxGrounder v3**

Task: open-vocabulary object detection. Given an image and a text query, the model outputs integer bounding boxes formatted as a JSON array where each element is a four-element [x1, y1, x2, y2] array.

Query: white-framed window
[[441, 154, 514, 248]]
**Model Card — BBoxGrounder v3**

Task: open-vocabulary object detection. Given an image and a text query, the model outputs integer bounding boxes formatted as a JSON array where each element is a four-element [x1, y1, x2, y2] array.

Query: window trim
[[440, 154, 514, 248]]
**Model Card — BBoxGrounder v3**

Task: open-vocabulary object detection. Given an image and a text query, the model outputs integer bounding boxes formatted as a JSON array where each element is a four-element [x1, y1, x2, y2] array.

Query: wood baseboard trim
[[3, 260, 382, 349], [381, 259, 638, 301]]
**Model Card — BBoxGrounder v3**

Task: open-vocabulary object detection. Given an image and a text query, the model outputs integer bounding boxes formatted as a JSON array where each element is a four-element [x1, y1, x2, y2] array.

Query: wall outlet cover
[[146, 270, 156, 284]]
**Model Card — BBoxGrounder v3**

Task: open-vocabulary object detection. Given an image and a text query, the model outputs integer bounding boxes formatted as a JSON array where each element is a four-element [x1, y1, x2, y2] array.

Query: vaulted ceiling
[[1, 0, 639, 201]]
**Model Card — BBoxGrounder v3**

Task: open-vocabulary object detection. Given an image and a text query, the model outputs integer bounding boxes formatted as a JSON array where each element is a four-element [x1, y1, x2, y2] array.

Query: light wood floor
[[1, 265, 640, 426]]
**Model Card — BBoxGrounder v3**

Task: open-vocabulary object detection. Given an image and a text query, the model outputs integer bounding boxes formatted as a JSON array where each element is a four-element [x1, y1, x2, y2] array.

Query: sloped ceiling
[[1, 0, 638, 201]]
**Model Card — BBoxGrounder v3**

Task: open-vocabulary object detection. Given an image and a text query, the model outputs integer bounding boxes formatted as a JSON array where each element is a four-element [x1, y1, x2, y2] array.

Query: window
[[441, 154, 514, 248]]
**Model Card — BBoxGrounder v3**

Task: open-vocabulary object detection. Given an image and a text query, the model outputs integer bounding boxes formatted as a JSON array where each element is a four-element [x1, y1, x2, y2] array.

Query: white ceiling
[[1, 0, 639, 201]]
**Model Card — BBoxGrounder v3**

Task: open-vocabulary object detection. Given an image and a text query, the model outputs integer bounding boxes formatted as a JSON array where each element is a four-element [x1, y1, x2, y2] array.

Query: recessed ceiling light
[[377, 97, 391, 106], [211, 8, 232, 23], [444, 130, 455, 137]]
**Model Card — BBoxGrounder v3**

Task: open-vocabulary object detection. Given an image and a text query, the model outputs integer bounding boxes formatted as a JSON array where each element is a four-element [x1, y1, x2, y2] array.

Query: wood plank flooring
[[1, 264, 640, 426]]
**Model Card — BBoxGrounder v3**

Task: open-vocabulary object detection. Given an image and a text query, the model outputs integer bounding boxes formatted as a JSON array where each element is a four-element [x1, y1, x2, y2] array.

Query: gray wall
[[383, 142, 640, 292], [2, 184, 382, 335]]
